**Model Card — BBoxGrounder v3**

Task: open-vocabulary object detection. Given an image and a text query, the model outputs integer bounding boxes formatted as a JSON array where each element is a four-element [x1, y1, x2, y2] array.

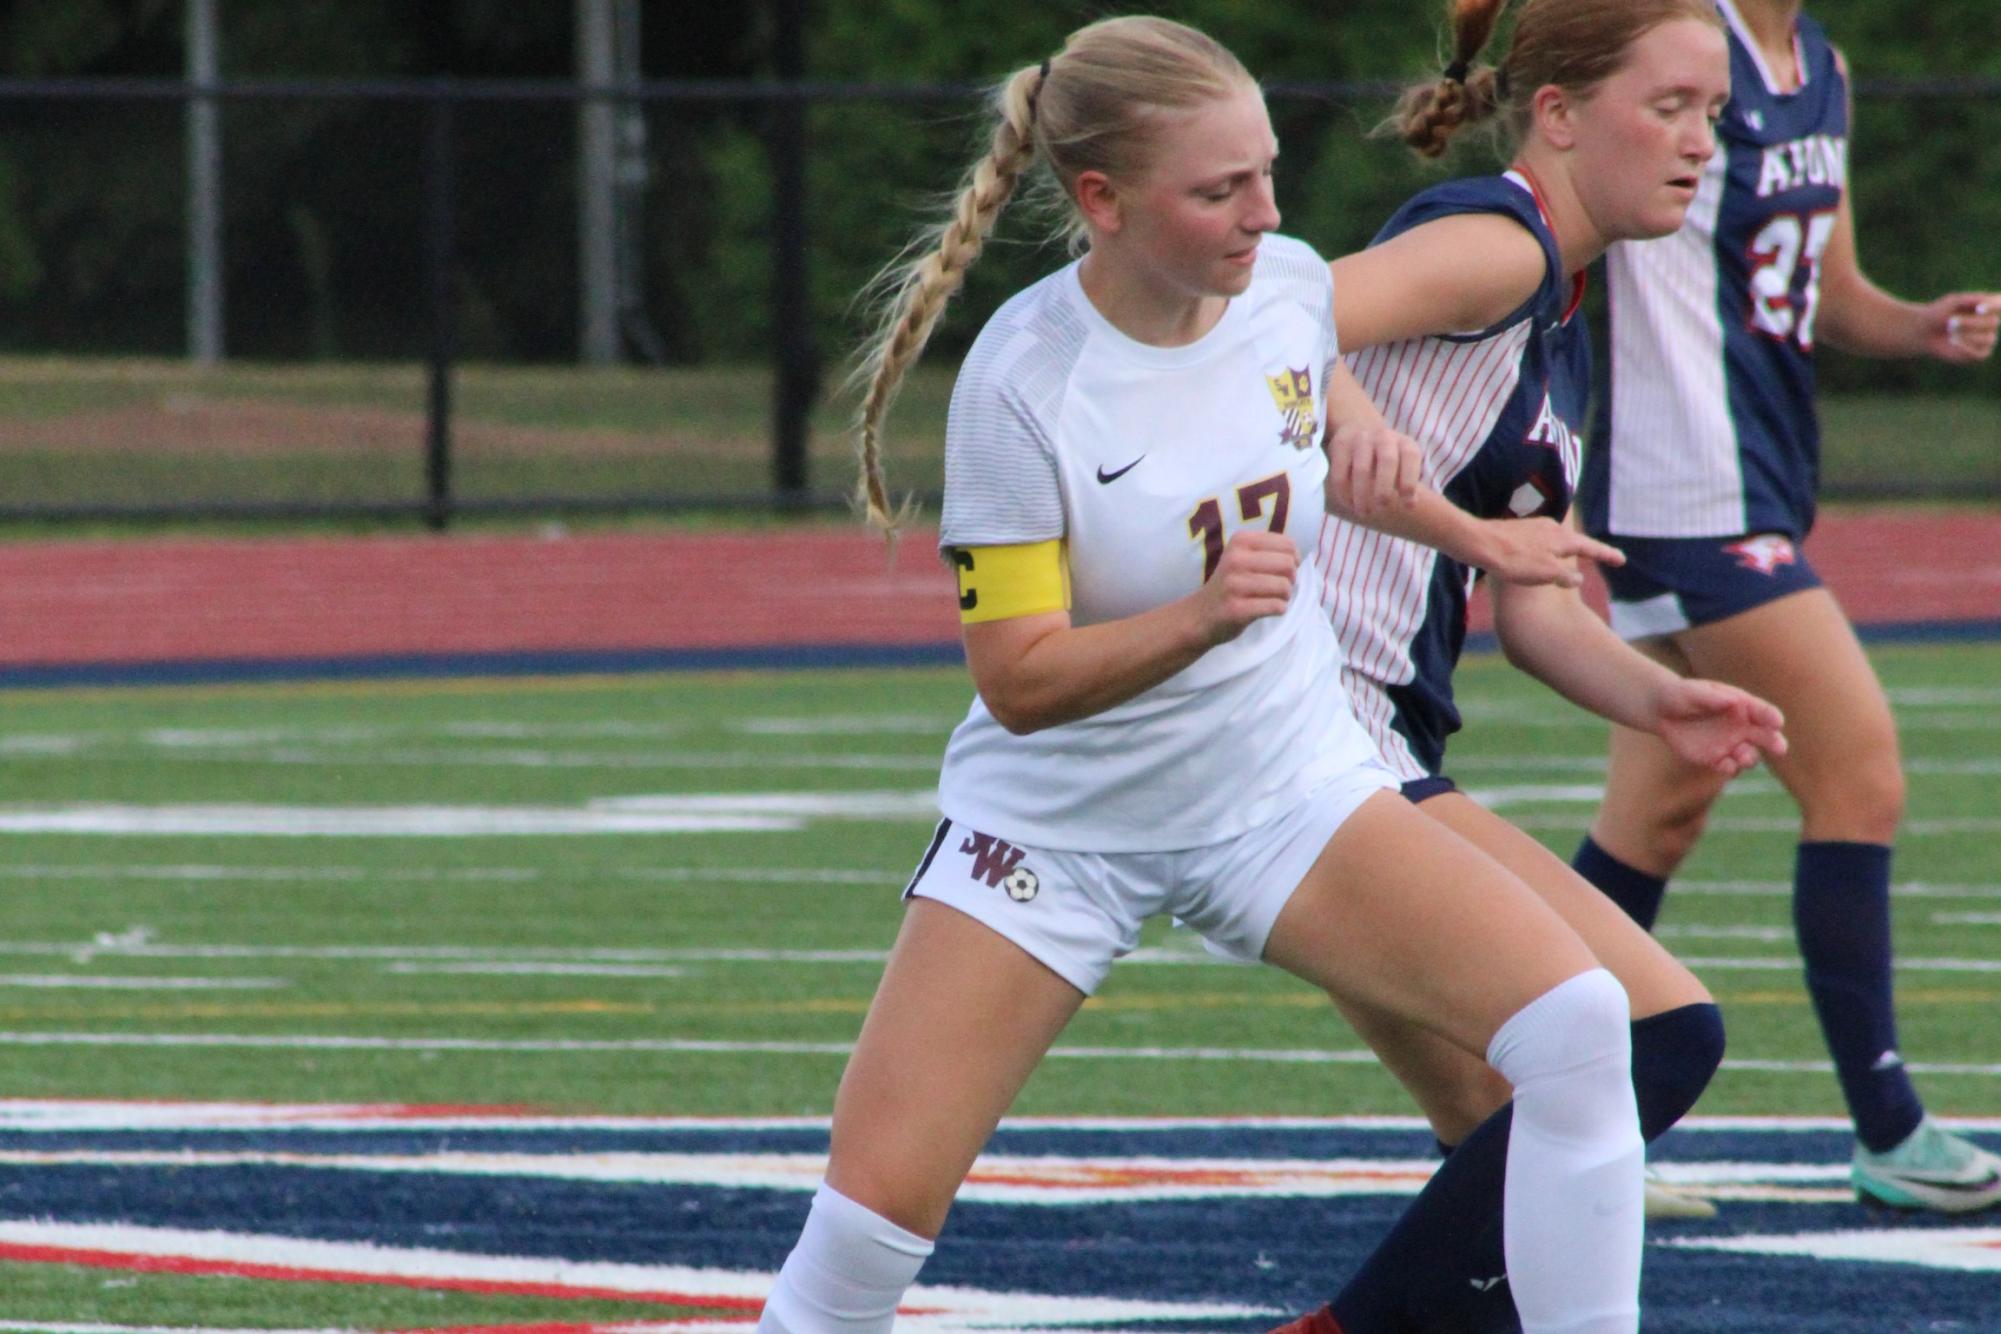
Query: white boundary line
[[0, 1099, 1996, 1134], [0, 1031, 1993, 1076]]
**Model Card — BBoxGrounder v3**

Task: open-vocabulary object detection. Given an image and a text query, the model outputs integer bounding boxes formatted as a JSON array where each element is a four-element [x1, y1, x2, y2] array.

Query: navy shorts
[[1399, 775, 1458, 804], [1599, 533, 1823, 640]]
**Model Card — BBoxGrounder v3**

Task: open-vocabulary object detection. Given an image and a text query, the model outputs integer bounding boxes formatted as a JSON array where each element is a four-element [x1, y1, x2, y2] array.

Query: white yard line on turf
[[0, 976, 286, 990], [0, 1099, 1996, 1133], [382, 962, 686, 978], [0, 1031, 1995, 1076]]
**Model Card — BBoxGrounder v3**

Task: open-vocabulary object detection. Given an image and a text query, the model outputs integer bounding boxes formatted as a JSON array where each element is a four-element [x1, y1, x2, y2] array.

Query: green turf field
[[3, 644, 1997, 1123]]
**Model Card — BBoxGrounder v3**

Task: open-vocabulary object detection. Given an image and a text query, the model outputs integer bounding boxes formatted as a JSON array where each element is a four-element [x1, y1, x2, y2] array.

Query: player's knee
[[1487, 969, 1635, 1143], [1799, 754, 1904, 843], [1636, 790, 1714, 871], [1630, 1002, 1725, 1141], [822, 1153, 949, 1241]]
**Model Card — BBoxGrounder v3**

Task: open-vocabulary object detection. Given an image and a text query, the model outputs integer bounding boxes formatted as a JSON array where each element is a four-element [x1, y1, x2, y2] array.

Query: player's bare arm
[[1329, 213, 1547, 350], [1491, 579, 1786, 775], [960, 531, 1295, 735]]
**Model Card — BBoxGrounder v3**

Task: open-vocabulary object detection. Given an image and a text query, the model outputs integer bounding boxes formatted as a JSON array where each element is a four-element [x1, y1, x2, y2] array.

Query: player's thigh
[[826, 898, 1084, 1236], [1263, 791, 1602, 1061], [1416, 791, 1709, 1016], [1673, 588, 1902, 815]]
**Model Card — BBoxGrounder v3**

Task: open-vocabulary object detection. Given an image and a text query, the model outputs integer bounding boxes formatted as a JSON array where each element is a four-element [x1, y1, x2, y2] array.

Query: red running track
[[0, 509, 1996, 676]]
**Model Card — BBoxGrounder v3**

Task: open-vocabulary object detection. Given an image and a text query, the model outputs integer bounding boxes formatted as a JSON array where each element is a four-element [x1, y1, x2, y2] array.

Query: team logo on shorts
[[960, 831, 1040, 902], [1724, 535, 1798, 576], [1265, 367, 1318, 449]]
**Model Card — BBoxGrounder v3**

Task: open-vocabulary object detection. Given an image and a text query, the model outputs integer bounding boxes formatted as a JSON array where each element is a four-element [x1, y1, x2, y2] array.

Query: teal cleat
[[1853, 1116, 2001, 1214]]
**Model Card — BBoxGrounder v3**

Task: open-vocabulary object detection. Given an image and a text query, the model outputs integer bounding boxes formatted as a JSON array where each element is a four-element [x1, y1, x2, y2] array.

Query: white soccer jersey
[[934, 235, 1385, 852]]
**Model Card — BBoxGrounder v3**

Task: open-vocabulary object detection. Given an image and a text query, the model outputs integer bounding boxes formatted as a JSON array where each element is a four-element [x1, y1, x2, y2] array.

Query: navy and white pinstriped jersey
[[1578, 0, 1848, 541], [1316, 172, 1589, 780]]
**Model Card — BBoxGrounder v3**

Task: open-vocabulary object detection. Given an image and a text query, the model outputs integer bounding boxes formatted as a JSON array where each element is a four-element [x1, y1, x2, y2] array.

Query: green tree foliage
[[0, 0, 1994, 395]]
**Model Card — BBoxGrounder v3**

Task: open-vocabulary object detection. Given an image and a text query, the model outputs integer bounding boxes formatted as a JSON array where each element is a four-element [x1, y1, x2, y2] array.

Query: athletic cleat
[[1264, 1304, 1345, 1334], [1644, 1166, 1718, 1220], [1853, 1116, 2001, 1214]]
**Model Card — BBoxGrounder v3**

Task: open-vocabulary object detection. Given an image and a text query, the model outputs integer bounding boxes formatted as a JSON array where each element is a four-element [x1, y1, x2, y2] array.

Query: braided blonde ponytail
[[850, 63, 1046, 538], [848, 16, 1255, 542]]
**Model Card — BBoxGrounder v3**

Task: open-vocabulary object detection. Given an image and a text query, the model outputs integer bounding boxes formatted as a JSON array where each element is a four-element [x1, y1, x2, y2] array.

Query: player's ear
[[1073, 170, 1124, 235], [1529, 84, 1578, 151]]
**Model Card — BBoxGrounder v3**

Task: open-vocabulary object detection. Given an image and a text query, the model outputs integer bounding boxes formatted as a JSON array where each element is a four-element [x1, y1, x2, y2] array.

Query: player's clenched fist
[[1195, 529, 1297, 645]]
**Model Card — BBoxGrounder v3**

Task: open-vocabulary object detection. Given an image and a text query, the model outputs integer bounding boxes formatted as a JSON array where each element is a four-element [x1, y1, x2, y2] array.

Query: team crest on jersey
[[1725, 535, 1798, 575], [1265, 367, 1318, 448]]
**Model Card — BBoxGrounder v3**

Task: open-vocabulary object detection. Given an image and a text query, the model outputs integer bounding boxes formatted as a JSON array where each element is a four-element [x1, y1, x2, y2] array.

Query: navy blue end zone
[[1, 1118, 1996, 1331]]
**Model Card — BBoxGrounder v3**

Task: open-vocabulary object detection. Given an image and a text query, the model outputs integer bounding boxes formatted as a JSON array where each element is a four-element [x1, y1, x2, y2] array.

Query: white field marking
[[1657, 925, 1796, 943], [1887, 687, 2001, 706], [163, 746, 939, 773], [0, 941, 901, 964], [0, 1220, 1267, 1329], [141, 727, 388, 747], [0, 734, 87, 756], [1934, 912, 2001, 925], [0, 792, 939, 836], [1505, 813, 2001, 835], [1664, 1226, 2001, 1273], [440, 720, 690, 739], [1674, 879, 2001, 899], [383, 961, 687, 978], [1682, 954, 2001, 975], [0, 975, 287, 991], [0, 1142, 1915, 1209], [619, 867, 904, 886], [0, 864, 894, 888], [0, 804, 794, 836], [591, 792, 937, 818], [2, 1100, 1999, 1135], [0, 1030, 1997, 1076], [1463, 783, 1606, 807], [0, 865, 542, 884], [0, 1147, 1439, 1203], [733, 714, 960, 735]]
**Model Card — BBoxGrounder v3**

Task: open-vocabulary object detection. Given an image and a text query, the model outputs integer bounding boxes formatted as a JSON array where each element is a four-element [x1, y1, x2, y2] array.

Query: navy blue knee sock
[[1329, 1004, 1723, 1332], [1572, 836, 1670, 932], [1793, 841, 1925, 1152]]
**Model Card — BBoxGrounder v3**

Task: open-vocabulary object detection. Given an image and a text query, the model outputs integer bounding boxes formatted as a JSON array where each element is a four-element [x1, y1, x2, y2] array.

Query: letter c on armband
[[950, 540, 1070, 625]]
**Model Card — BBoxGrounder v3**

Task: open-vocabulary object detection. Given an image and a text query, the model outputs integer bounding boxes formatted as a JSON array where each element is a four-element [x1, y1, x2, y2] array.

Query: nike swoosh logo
[[1881, 1168, 2001, 1193], [1096, 456, 1145, 484]]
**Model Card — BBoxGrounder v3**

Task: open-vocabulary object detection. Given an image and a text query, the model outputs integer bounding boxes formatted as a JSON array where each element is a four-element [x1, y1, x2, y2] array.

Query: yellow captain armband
[[949, 540, 1071, 625]]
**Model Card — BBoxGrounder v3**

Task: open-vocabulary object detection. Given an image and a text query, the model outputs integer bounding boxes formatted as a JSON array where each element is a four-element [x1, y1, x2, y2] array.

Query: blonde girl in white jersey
[[759, 18, 1652, 1334]]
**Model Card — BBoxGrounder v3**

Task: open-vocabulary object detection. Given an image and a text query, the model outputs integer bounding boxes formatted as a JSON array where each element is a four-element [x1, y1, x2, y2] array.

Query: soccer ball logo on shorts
[[1265, 366, 1318, 449], [1003, 867, 1041, 902]]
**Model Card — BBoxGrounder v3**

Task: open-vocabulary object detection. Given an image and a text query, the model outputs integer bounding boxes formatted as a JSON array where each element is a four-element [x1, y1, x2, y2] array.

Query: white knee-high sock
[[1485, 968, 1644, 1334], [758, 1182, 935, 1334]]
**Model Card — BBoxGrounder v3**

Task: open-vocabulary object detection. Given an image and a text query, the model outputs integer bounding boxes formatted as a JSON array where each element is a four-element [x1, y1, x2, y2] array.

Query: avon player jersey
[[1316, 172, 1590, 779], [934, 235, 1385, 851], [1579, 0, 1848, 540]]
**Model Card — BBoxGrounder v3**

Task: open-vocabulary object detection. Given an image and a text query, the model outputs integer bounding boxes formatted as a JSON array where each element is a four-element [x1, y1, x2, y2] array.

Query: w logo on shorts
[[961, 832, 1040, 902]]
